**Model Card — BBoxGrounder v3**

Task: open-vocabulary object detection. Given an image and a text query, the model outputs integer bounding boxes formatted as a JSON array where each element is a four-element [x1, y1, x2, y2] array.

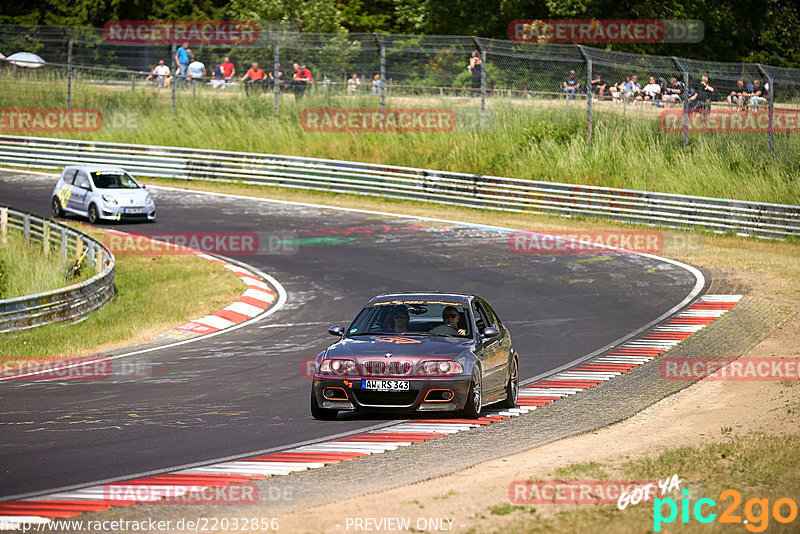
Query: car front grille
[[360, 360, 414, 377], [353, 389, 418, 406]]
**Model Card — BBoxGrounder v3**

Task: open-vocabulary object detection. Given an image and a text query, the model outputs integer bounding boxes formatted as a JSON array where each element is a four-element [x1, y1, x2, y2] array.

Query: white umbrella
[[6, 52, 46, 68]]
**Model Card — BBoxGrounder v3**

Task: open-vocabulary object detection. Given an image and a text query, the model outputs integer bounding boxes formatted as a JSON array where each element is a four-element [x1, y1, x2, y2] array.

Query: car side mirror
[[482, 327, 501, 338], [328, 325, 345, 336]]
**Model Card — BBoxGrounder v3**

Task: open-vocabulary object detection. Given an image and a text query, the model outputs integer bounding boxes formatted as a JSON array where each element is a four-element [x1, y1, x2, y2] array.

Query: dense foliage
[[1, 0, 798, 67]]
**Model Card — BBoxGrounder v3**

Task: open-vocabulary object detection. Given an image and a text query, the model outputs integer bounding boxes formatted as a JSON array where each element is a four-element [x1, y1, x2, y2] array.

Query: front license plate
[[124, 208, 144, 214], [362, 379, 410, 391]]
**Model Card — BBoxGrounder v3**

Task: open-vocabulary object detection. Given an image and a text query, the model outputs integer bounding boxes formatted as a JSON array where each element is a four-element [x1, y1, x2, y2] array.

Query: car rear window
[[91, 171, 139, 189]]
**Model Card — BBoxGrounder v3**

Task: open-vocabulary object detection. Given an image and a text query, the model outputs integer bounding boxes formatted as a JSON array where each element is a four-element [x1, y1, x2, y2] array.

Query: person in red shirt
[[241, 61, 267, 96], [291, 62, 314, 98], [221, 56, 235, 82]]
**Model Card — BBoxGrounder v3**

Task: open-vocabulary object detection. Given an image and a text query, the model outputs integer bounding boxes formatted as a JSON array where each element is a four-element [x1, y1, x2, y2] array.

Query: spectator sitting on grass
[[268, 63, 283, 87], [749, 80, 767, 109], [347, 73, 361, 92], [662, 77, 684, 106], [610, 75, 629, 103], [591, 72, 607, 99], [727, 79, 752, 110], [291, 63, 314, 98], [372, 73, 382, 94], [221, 56, 235, 82], [624, 74, 641, 102], [187, 55, 206, 82], [642, 76, 662, 102], [241, 61, 267, 96], [210, 62, 226, 88], [563, 70, 580, 99], [145, 60, 170, 88]]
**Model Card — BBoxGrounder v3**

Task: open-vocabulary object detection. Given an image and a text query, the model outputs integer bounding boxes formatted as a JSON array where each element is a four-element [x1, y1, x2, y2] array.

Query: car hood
[[98, 189, 149, 203], [325, 336, 471, 360]]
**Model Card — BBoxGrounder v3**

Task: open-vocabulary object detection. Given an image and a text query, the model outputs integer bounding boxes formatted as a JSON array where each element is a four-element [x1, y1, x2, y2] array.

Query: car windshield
[[347, 299, 472, 338], [90, 171, 139, 189]]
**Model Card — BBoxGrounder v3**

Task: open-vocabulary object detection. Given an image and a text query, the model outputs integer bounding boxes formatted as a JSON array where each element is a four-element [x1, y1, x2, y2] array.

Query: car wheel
[[51, 197, 64, 218], [498, 357, 519, 408], [311, 391, 338, 420], [87, 204, 99, 225], [462, 369, 482, 419]]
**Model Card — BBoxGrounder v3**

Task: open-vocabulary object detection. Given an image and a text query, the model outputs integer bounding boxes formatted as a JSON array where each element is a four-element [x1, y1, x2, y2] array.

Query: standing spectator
[[187, 55, 206, 83], [291, 62, 314, 98], [624, 74, 641, 102], [562, 70, 580, 99], [175, 42, 191, 85], [220, 56, 235, 83], [662, 77, 684, 106], [749, 80, 767, 109], [727, 79, 753, 110], [347, 73, 361, 92], [241, 61, 267, 95], [146, 59, 171, 88], [642, 76, 662, 102], [591, 72, 607, 100], [468, 50, 482, 96], [371, 73, 382, 94]]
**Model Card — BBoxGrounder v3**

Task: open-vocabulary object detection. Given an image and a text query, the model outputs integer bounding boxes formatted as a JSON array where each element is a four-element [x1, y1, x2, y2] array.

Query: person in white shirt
[[187, 56, 206, 81], [642, 76, 662, 102], [146, 60, 171, 88], [347, 73, 361, 92]]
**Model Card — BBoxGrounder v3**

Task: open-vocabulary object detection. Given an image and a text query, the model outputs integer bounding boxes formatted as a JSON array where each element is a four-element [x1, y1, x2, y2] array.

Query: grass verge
[[0, 227, 91, 299], [0, 224, 244, 363], [486, 432, 800, 533], [2, 77, 800, 205]]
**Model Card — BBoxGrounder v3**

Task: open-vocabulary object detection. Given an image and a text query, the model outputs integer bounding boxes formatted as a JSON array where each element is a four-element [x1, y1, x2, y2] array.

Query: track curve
[[0, 169, 704, 499]]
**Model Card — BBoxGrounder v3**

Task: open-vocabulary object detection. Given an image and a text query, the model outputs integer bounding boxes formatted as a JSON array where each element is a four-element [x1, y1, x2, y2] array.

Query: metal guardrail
[[0, 135, 798, 239], [0, 206, 115, 333]]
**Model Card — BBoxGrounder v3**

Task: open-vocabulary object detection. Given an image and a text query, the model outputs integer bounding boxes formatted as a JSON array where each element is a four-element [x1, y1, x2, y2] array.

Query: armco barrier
[[0, 135, 798, 239], [0, 206, 115, 333]]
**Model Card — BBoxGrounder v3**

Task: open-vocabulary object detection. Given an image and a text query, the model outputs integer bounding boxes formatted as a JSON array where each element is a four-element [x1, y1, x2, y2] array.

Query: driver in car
[[430, 306, 467, 336]]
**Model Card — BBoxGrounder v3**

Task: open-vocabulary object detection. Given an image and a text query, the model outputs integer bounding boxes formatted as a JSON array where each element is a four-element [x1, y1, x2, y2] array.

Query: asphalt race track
[[0, 169, 703, 500]]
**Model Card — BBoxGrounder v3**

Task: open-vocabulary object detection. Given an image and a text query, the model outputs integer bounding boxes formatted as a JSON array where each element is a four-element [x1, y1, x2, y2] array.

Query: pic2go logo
[[654, 489, 798, 532]]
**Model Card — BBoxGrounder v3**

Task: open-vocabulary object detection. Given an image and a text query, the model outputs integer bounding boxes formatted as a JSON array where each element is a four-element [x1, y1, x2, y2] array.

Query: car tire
[[461, 369, 482, 419], [311, 391, 338, 420], [87, 204, 99, 225], [51, 197, 64, 218], [498, 356, 519, 409]]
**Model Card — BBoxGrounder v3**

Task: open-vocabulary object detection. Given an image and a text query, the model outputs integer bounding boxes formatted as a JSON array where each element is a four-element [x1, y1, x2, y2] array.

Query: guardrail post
[[191, 77, 196, 100], [757, 64, 774, 157], [61, 227, 67, 262], [86, 242, 95, 270], [43, 220, 50, 257], [75, 233, 83, 259], [23, 214, 30, 243], [67, 37, 73, 109], [672, 57, 690, 147], [577, 45, 592, 146], [96, 247, 103, 274], [272, 32, 280, 112], [0, 208, 6, 245], [473, 37, 486, 127]]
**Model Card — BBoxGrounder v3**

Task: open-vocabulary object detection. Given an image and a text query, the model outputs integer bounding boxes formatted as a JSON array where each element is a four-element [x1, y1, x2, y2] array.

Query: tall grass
[[2, 77, 799, 205]]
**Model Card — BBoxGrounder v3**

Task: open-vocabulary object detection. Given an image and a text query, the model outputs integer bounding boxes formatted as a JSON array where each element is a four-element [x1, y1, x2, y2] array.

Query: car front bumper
[[312, 376, 472, 413], [100, 203, 156, 221]]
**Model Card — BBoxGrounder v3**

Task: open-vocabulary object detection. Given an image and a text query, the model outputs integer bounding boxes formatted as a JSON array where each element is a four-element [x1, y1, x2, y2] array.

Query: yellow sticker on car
[[56, 184, 73, 208]]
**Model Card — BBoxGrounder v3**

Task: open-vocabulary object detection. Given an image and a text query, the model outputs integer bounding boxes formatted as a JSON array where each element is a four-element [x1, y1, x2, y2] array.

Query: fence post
[[61, 227, 67, 263], [131, 73, 135, 92], [577, 45, 592, 146], [473, 37, 486, 127], [23, 214, 30, 243], [672, 57, 690, 147], [75, 234, 83, 260], [757, 64, 774, 156], [374, 33, 386, 113], [171, 43, 177, 114], [272, 32, 280, 112], [66, 37, 73, 109], [0, 208, 6, 245], [96, 247, 103, 274]]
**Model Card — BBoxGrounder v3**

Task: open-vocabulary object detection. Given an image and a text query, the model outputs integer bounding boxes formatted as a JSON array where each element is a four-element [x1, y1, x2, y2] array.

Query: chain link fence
[[1, 24, 800, 154]]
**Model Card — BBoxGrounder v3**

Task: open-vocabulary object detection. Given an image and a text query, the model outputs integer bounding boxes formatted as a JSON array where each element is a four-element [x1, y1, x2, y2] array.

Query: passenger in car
[[382, 305, 410, 333], [430, 306, 467, 336]]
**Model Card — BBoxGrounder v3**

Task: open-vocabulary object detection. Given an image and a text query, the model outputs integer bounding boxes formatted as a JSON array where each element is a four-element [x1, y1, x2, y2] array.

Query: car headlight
[[318, 359, 358, 376], [417, 360, 463, 376], [145, 193, 153, 205], [102, 194, 118, 205]]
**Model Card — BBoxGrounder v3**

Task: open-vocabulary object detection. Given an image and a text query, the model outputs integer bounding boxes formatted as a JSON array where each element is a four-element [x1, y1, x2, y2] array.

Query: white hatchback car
[[51, 165, 156, 223]]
